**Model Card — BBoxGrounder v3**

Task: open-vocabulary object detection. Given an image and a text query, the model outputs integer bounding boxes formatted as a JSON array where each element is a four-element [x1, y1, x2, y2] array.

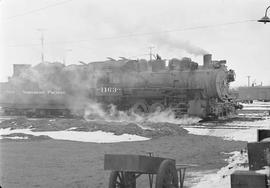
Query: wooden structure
[[231, 170, 268, 188], [104, 154, 194, 188], [231, 129, 270, 188], [247, 129, 270, 171]]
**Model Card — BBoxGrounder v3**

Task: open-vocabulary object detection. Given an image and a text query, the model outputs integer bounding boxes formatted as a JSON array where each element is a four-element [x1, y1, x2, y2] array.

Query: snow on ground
[[185, 117, 270, 142], [240, 101, 270, 106], [257, 166, 270, 177], [2, 135, 28, 140], [191, 151, 248, 188], [237, 112, 269, 117], [187, 101, 270, 188], [242, 106, 270, 110], [186, 100, 270, 142], [239, 101, 270, 111], [0, 128, 149, 143]]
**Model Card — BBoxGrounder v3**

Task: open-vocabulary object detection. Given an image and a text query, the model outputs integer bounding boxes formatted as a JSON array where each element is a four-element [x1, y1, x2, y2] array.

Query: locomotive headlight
[[227, 69, 235, 82]]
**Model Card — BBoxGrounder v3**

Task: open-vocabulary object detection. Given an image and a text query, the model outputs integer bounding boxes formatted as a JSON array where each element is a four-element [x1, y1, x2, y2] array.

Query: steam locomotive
[[0, 54, 240, 119]]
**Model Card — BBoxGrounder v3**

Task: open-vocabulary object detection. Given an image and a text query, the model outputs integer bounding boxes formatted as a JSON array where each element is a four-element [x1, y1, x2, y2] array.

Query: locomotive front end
[[200, 54, 238, 118]]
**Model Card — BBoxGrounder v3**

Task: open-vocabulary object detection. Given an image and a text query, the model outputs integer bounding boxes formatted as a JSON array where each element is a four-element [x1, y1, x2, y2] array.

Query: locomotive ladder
[[169, 92, 188, 116]]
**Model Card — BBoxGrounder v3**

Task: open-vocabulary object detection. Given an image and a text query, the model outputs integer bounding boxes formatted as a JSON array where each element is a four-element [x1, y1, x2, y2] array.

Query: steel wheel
[[109, 171, 136, 188], [132, 101, 148, 115], [155, 160, 178, 188], [150, 103, 165, 113]]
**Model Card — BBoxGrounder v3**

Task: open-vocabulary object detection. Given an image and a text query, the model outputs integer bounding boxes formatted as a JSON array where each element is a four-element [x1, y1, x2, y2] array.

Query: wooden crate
[[248, 142, 270, 170], [231, 170, 267, 188]]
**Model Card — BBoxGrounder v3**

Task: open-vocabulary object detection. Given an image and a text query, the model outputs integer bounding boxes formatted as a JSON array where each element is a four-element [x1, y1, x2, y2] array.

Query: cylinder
[[203, 54, 212, 67]]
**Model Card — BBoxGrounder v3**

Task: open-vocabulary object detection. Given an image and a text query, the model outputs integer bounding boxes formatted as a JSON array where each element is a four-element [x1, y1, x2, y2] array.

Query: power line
[[6, 19, 256, 48], [3, 0, 74, 21], [97, 19, 256, 40]]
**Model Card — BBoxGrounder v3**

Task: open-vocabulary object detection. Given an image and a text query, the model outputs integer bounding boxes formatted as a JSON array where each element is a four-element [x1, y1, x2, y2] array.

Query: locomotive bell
[[258, 15, 270, 24]]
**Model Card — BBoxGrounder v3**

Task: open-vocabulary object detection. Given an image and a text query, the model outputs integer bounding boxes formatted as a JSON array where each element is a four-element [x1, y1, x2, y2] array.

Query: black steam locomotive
[[0, 54, 240, 119]]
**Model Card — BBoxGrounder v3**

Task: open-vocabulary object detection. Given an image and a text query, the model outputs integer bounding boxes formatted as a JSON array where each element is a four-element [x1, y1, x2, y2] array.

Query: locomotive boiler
[[91, 54, 238, 118], [0, 54, 239, 119]]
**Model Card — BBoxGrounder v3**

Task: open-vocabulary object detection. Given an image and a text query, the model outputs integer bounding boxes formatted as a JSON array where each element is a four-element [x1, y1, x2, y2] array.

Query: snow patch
[[185, 118, 270, 142], [0, 128, 149, 143], [192, 151, 248, 188], [1, 136, 28, 140], [256, 166, 270, 176]]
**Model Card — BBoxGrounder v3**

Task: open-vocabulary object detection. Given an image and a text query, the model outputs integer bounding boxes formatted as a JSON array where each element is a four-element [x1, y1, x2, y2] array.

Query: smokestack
[[203, 54, 212, 67]]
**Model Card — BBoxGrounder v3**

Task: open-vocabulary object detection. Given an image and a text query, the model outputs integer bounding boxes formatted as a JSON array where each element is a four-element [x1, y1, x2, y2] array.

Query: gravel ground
[[0, 134, 245, 188], [0, 117, 188, 138], [1, 101, 268, 188]]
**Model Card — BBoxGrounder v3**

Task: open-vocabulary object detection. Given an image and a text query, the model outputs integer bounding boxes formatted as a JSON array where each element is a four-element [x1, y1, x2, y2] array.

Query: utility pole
[[149, 46, 154, 61], [247, 76, 251, 87], [63, 49, 72, 65], [37, 29, 46, 63]]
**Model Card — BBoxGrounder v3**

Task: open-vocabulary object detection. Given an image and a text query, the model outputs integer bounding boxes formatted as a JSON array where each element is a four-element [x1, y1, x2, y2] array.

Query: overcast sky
[[0, 0, 269, 87]]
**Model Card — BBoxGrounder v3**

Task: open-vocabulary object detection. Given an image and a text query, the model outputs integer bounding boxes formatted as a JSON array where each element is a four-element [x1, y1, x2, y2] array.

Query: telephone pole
[[247, 76, 251, 87], [63, 49, 72, 65], [149, 46, 154, 61], [37, 29, 46, 62]]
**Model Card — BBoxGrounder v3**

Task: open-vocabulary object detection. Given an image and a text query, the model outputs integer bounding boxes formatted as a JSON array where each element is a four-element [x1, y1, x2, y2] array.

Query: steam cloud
[[151, 33, 208, 56], [83, 101, 201, 125], [4, 62, 107, 113]]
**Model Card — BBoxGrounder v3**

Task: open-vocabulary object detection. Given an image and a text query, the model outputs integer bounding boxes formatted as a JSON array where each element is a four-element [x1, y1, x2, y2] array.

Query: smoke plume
[[151, 33, 208, 56]]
